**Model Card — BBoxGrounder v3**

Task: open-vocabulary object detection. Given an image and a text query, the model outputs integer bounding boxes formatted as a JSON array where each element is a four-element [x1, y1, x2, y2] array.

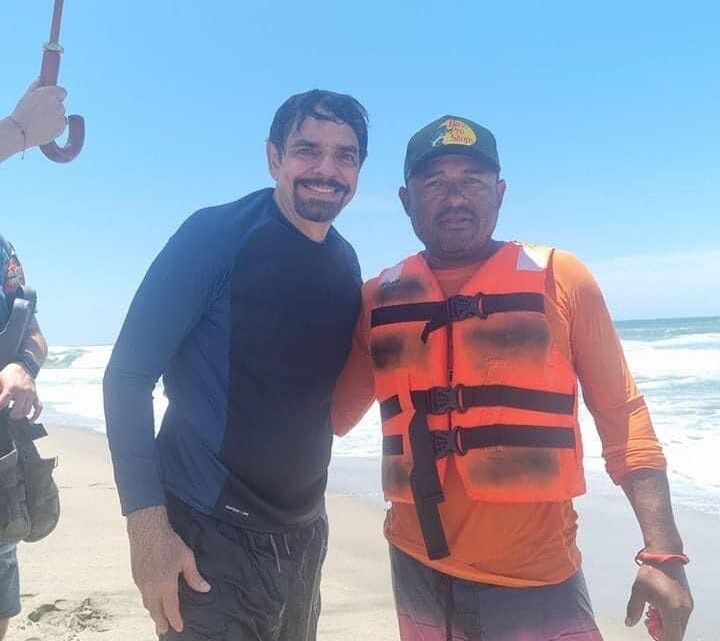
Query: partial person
[[104, 89, 368, 640], [0, 81, 67, 162], [0, 235, 49, 641], [0, 81, 63, 640], [332, 115, 693, 641]]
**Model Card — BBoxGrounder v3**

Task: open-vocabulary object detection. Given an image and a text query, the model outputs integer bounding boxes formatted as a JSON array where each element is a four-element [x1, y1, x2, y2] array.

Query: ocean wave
[[623, 333, 720, 351], [44, 345, 113, 370], [622, 344, 720, 380], [616, 316, 720, 343], [35, 324, 720, 515], [37, 345, 166, 430]]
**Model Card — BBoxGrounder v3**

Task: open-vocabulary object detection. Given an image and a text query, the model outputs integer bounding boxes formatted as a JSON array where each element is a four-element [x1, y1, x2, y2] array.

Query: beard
[[414, 203, 500, 261], [434, 206, 482, 252], [293, 178, 350, 223]]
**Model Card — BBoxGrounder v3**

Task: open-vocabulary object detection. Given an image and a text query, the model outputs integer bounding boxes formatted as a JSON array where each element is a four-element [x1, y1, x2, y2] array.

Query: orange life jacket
[[369, 242, 586, 559]]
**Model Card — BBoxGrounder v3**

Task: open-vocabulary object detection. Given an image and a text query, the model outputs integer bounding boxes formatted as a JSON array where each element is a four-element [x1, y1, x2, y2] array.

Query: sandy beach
[[7, 425, 716, 641]]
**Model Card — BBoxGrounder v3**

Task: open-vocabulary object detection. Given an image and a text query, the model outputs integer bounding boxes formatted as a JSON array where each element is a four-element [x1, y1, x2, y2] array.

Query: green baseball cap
[[403, 115, 500, 182]]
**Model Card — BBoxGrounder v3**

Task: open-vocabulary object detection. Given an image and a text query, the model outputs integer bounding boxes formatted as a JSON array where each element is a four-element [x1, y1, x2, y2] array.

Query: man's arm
[[621, 469, 684, 554], [331, 280, 377, 436], [0, 117, 25, 162], [553, 250, 692, 641], [22, 317, 48, 366], [8, 317, 47, 421], [621, 470, 692, 640], [103, 212, 223, 634], [1, 81, 67, 163], [104, 213, 223, 514], [0, 317, 47, 421], [125, 504, 210, 635], [0, 242, 47, 420]]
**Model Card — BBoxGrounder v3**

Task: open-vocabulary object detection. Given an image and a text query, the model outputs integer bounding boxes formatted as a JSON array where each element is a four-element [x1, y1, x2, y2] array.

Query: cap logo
[[431, 118, 477, 148]]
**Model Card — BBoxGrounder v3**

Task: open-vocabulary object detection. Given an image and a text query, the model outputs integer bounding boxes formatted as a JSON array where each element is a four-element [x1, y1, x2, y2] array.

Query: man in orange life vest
[[331, 116, 693, 641]]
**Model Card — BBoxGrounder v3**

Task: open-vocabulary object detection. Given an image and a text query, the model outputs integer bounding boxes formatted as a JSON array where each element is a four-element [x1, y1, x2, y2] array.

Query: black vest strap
[[384, 381, 575, 560], [402, 390, 576, 560], [459, 424, 575, 450], [370, 292, 545, 343], [384, 424, 575, 458], [380, 384, 575, 421], [383, 434, 404, 455], [415, 499, 450, 562], [389, 419, 575, 560], [379, 396, 403, 421], [408, 410, 449, 560]]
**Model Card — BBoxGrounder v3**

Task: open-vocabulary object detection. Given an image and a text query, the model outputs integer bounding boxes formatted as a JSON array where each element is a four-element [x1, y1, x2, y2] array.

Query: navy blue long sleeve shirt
[[104, 189, 361, 528]]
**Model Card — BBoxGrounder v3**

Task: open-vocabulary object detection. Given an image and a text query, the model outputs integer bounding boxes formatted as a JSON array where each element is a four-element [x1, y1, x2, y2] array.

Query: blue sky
[[1, 1, 719, 345]]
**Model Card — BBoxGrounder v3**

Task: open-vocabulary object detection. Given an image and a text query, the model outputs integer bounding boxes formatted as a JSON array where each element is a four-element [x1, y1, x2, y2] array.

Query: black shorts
[[161, 496, 328, 641]]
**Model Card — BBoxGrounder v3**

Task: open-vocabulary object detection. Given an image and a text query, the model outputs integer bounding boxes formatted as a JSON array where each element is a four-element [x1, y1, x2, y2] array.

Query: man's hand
[[0, 363, 42, 421], [10, 81, 67, 149], [625, 563, 693, 641], [127, 505, 211, 635]]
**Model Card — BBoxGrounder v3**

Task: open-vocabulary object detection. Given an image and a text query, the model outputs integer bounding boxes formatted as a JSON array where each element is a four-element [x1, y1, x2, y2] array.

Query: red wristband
[[635, 548, 689, 566]]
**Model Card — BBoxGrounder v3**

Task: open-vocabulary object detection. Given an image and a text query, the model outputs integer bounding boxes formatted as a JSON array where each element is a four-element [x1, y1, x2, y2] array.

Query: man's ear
[[266, 141, 282, 180], [496, 178, 507, 208], [399, 185, 411, 218]]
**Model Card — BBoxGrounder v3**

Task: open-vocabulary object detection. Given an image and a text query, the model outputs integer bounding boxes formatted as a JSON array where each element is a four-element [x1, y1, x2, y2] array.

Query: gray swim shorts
[[390, 545, 604, 641]]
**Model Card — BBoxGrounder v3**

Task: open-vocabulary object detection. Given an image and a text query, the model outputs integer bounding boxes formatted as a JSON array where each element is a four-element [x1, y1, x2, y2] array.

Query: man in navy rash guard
[[103, 90, 368, 641]]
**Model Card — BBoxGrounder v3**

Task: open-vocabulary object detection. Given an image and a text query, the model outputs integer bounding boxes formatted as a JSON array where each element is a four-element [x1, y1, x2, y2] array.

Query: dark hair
[[268, 89, 369, 164]]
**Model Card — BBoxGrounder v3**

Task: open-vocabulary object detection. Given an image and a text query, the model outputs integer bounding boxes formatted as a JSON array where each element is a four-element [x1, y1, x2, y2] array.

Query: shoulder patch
[[516, 243, 552, 272], [0, 237, 24, 295], [378, 261, 405, 287], [3, 256, 25, 295]]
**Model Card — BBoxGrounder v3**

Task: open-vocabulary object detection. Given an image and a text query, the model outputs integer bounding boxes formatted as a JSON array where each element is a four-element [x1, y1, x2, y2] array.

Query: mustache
[[435, 206, 478, 223], [294, 177, 349, 193]]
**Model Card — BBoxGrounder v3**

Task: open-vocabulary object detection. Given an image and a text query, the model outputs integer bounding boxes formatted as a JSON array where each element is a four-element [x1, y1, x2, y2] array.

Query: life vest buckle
[[424, 385, 467, 415], [447, 293, 487, 322], [432, 427, 466, 458]]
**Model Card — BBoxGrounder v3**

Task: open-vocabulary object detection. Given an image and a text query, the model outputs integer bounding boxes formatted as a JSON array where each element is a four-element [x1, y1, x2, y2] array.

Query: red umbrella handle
[[39, 114, 85, 164], [38, 0, 84, 163]]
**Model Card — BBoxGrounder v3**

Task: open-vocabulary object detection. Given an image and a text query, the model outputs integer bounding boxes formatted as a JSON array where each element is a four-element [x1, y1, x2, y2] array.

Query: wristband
[[635, 548, 689, 566], [13, 350, 40, 379]]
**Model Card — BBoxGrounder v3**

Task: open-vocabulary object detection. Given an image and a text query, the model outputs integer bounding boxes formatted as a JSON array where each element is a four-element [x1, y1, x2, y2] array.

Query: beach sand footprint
[[22, 596, 112, 639]]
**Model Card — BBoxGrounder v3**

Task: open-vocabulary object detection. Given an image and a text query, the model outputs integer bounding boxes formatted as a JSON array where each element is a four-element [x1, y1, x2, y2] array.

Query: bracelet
[[635, 548, 689, 566], [7, 116, 27, 159]]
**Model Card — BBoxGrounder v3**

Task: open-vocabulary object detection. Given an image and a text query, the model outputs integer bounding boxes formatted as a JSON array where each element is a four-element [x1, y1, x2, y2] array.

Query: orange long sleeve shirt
[[331, 247, 666, 587]]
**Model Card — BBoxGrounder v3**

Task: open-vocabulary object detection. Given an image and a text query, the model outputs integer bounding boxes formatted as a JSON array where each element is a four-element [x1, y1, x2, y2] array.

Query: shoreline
[[331, 451, 715, 640], [9, 425, 715, 640]]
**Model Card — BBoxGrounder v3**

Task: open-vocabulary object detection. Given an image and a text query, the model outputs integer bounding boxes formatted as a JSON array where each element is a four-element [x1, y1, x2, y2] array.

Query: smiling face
[[399, 153, 507, 267], [268, 114, 361, 237]]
